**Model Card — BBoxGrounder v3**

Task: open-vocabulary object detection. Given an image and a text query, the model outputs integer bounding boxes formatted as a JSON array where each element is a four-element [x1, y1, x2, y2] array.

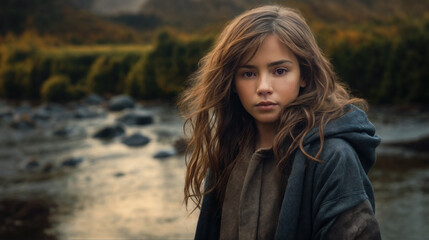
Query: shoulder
[[315, 137, 364, 180], [307, 137, 360, 174], [320, 137, 356, 157], [305, 137, 369, 205]]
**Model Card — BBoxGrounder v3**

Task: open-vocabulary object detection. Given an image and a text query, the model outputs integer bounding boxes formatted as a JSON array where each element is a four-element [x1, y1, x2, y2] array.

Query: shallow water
[[0, 102, 428, 240]]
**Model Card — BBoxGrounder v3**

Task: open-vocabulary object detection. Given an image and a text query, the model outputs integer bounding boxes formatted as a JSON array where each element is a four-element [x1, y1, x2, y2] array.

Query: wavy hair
[[178, 5, 366, 209]]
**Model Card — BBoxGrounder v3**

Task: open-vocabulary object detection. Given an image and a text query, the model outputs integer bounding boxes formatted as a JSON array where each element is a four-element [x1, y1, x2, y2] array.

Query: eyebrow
[[238, 60, 294, 69]]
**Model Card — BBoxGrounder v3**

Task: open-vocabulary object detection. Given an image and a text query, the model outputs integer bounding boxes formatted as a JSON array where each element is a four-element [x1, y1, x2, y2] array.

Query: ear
[[300, 78, 306, 88]]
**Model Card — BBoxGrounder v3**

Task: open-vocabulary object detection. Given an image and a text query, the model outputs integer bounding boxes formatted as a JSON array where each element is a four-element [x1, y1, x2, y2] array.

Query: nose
[[256, 74, 273, 96]]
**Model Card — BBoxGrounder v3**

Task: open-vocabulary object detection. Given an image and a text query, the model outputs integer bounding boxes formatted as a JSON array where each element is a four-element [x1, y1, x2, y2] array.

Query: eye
[[274, 68, 288, 75], [242, 71, 256, 78]]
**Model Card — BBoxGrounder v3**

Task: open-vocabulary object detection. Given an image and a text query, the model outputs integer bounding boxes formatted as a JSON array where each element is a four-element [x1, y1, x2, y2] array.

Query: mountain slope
[[0, 0, 145, 44], [140, 0, 428, 31]]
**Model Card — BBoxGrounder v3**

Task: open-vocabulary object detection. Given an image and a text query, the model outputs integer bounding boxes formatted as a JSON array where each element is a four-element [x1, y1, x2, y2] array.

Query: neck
[[255, 122, 276, 150]]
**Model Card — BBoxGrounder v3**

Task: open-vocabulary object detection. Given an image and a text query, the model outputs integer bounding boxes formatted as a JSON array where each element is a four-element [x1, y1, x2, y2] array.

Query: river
[[0, 100, 427, 239]]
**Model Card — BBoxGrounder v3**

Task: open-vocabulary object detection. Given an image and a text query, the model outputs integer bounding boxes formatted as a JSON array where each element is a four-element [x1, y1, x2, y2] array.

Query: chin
[[255, 117, 280, 124]]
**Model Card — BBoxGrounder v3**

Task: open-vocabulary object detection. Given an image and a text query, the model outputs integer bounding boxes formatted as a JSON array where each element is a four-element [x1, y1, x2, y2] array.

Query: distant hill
[[0, 0, 427, 44], [140, 0, 263, 31], [0, 0, 146, 44], [69, 0, 149, 15], [139, 0, 428, 30]]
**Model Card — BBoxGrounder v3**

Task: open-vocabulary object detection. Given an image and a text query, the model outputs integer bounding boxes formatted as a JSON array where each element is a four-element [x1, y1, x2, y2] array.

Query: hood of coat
[[302, 105, 381, 173]]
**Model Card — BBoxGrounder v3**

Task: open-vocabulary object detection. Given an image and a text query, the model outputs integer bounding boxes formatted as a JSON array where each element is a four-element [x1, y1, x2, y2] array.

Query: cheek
[[235, 85, 254, 107], [275, 81, 301, 99], [235, 82, 249, 96]]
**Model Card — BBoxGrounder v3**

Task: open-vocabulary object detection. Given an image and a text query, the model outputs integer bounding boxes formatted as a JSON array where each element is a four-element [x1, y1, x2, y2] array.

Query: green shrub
[[143, 30, 212, 98], [86, 54, 140, 96], [49, 53, 97, 84], [40, 75, 73, 102], [0, 62, 33, 99], [125, 55, 161, 99], [1, 45, 37, 65], [69, 84, 87, 100]]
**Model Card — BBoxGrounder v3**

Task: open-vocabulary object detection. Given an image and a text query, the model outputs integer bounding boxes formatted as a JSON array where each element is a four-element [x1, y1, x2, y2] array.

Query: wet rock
[[0, 110, 13, 122], [37, 104, 64, 115], [53, 126, 75, 137], [73, 107, 101, 119], [61, 157, 83, 167], [25, 157, 40, 170], [108, 95, 134, 111], [85, 93, 105, 105], [14, 104, 32, 115], [32, 109, 51, 121], [10, 114, 36, 130], [93, 124, 125, 139], [34, 104, 67, 122], [117, 112, 153, 126], [42, 162, 54, 173], [26, 161, 39, 169], [153, 149, 177, 159], [173, 137, 188, 154], [121, 133, 150, 147]]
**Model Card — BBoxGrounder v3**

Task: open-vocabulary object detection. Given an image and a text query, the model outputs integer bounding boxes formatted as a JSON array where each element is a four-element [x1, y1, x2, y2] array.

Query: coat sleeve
[[326, 199, 381, 240], [194, 173, 221, 240], [310, 138, 381, 239]]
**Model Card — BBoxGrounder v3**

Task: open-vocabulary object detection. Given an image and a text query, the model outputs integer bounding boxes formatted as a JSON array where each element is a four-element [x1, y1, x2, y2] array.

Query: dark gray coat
[[195, 106, 382, 239]]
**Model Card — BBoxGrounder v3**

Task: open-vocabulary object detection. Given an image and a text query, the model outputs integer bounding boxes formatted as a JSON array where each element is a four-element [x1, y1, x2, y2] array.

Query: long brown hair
[[178, 5, 366, 210]]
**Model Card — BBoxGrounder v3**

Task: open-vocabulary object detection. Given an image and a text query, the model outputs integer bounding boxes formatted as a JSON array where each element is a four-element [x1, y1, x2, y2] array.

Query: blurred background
[[0, 0, 428, 239]]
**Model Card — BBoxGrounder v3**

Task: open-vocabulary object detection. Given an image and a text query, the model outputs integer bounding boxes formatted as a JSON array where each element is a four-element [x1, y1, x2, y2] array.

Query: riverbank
[[0, 98, 428, 239]]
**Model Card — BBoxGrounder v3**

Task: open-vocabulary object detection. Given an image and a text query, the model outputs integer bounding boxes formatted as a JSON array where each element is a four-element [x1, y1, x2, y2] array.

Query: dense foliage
[[0, 0, 427, 105], [330, 21, 429, 104], [0, 31, 212, 102]]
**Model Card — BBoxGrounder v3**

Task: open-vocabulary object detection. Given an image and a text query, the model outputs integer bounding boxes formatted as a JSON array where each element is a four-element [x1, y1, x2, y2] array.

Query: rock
[[26, 161, 40, 169], [121, 133, 150, 147], [15, 104, 32, 115], [117, 112, 153, 126], [32, 109, 51, 121], [85, 94, 105, 105], [73, 107, 100, 119], [93, 124, 125, 139], [153, 149, 177, 159], [53, 126, 75, 137], [25, 157, 40, 169], [108, 95, 134, 111], [173, 137, 188, 154], [38, 104, 64, 115], [0, 110, 13, 122], [34, 104, 66, 122], [114, 172, 125, 177], [10, 114, 36, 130], [61, 157, 83, 167], [42, 162, 54, 173]]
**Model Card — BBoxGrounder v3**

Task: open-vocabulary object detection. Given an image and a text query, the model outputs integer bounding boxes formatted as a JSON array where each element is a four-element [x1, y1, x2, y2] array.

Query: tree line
[[0, 22, 427, 105]]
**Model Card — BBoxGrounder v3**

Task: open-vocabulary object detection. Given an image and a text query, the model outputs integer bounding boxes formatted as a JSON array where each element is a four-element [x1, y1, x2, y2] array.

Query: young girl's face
[[234, 34, 305, 127]]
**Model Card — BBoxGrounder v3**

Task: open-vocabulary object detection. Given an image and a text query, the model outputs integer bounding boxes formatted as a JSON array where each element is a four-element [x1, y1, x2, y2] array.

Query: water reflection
[[371, 166, 429, 240], [0, 102, 428, 239]]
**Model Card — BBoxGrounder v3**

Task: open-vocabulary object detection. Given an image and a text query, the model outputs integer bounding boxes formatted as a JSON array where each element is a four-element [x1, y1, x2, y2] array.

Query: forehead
[[239, 34, 296, 65]]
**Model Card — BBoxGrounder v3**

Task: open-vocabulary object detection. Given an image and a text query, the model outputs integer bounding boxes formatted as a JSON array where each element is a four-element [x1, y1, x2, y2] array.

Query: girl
[[179, 5, 381, 240]]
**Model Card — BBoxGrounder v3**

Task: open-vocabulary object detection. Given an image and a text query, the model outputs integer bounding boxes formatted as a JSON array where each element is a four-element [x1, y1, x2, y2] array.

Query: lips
[[255, 101, 277, 106], [255, 101, 278, 110]]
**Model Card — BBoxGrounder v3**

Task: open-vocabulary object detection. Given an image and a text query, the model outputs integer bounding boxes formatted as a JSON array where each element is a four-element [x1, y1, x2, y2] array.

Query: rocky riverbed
[[0, 97, 428, 240]]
